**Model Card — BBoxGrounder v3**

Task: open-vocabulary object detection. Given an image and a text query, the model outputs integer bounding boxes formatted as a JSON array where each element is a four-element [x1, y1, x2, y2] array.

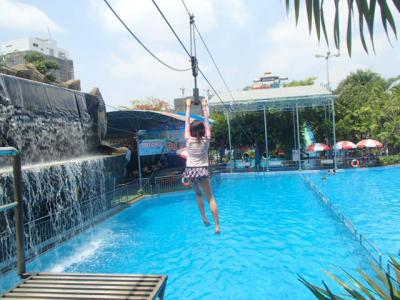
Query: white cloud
[[0, 0, 62, 32], [93, 0, 252, 41], [260, 2, 399, 88], [92, 0, 217, 44], [103, 41, 207, 104]]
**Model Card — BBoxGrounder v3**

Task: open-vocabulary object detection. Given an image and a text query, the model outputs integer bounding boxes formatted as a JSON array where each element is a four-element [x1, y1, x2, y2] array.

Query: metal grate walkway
[[2, 272, 167, 300]]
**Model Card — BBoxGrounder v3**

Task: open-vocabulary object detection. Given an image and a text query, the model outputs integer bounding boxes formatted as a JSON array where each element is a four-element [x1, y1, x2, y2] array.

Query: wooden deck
[[1, 272, 167, 300]]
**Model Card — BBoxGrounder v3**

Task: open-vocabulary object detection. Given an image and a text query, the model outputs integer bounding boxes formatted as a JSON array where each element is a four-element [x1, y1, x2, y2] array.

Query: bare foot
[[214, 226, 221, 234], [203, 219, 211, 227]]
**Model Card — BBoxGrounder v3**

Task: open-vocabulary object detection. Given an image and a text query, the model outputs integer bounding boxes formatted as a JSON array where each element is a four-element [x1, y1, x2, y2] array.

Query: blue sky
[[0, 0, 399, 109]]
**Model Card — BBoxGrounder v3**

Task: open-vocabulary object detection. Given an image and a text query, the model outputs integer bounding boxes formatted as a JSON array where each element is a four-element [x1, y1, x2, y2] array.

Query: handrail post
[[12, 151, 26, 276]]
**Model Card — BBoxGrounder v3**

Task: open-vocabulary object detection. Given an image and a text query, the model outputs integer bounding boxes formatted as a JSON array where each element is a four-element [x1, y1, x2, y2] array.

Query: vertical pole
[[136, 132, 142, 189], [13, 153, 26, 276], [226, 112, 233, 172], [331, 98, 338, 170], [263, 107, 269, 171], [292, 109, 297, 149], [296, 104, 302, 171], [326, 56, 330, 90]]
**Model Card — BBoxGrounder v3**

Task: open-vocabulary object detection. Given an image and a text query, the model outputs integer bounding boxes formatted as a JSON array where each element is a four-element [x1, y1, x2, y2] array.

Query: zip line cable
[[151, 0, 191, 57], [180, 0, 254, 143], [102, 0, 190, 72], [181, 0, 236, 103], [151, 0, 254, 143]]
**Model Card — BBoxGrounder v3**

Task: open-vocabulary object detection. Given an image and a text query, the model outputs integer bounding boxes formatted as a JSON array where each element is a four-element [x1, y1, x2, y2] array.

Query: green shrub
[[377, 155, 400, 166]]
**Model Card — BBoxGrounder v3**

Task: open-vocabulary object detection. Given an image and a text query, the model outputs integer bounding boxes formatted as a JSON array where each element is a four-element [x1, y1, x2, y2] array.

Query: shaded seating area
[[208, 85, 337, 171]]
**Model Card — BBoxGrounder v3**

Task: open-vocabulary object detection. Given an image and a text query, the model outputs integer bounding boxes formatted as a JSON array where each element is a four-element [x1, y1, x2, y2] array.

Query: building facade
[[0, 37, 74, 82]]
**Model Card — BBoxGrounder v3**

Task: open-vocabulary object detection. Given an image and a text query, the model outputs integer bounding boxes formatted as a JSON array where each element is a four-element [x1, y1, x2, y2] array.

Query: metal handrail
[[0, 147, 25, 276], [302, 175, 384, 269]]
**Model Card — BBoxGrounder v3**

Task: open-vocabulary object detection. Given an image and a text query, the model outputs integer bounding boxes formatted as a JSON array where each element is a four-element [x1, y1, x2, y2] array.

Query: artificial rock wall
[[0, 74, 107, 165]]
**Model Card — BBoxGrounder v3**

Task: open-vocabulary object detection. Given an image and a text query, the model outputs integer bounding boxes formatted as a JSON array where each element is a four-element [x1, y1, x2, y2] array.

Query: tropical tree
[[122, 97, 172, 111], [24, 51, 59, 82], [333, 69, 400, 152], [286, 0, 400, 55]]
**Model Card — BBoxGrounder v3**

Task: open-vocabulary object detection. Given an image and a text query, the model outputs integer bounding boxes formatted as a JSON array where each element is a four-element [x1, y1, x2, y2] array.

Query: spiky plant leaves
[[299, 257, 400, 299], [299, 276, 340, 299], [285, 0, 399, 55], [357, 269, 391, 299], [347, 0, 354, 55], [321, 0, 330, 47], [306, 0, 314, 33], [326, 271, 369, 299]]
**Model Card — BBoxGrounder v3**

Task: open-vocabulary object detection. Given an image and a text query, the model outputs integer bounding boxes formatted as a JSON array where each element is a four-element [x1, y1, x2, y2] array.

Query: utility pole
[[179, 87, 185, 97], [315, 51, 340, 90], [203, 87, 211, 99]]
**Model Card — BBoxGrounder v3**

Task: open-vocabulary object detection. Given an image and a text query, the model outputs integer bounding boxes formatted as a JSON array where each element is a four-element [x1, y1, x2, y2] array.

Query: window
[[33, 43, 38, 47]]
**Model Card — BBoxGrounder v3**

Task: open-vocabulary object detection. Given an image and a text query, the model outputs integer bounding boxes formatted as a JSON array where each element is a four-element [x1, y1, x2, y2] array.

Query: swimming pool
[[308, 165, 400, 262], [1, 172, 373, 299]]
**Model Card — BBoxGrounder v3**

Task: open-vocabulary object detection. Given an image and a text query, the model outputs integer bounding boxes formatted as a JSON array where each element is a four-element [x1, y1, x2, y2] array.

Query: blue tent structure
[[175, 112, 215, 124]]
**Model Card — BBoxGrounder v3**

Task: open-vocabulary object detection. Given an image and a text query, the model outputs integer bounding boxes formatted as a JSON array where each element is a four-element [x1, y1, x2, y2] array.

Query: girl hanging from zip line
[[182, 98, 220, 234]]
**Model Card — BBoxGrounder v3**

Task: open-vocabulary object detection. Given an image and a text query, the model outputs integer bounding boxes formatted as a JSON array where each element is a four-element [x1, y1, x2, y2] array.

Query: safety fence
[[302, 175, 385, 269], [0, 174, 193, 275], [0, 178, 149, 275], [154, 174, 190, 194]]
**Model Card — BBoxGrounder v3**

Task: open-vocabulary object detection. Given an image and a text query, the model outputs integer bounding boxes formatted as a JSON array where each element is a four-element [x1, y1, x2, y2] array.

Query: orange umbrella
[[356, 139, 383, 149]]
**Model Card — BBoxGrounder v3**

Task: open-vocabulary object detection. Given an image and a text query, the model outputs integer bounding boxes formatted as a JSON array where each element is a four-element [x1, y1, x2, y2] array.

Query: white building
[[0, 37, 74, 82], [0, 37, 70, 60]]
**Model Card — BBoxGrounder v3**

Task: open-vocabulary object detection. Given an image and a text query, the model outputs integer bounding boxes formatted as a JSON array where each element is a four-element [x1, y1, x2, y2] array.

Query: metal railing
[[0, 147, 25, 276], [302, 175, 384, 269], [154, 174, 190, 194], [0, 177, 148, 275]]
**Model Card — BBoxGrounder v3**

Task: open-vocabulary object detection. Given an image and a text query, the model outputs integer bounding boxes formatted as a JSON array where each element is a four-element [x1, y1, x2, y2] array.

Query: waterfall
[[0, 156, 115, 273]]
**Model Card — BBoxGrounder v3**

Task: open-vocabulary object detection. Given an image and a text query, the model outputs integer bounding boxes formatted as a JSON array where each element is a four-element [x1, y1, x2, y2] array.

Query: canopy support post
[[296, 103, 302, 171], [331, 99, 338, 170], [292, 109, 297, 150], [263, 107, 269, 171], [136, 131, 142, 189], [226, 111, 233, 172]]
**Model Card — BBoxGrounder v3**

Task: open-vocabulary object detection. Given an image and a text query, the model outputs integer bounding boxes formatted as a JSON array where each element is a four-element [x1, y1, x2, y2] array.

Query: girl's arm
[[184, 98, 192, 139], [201, 99, 211, 139]]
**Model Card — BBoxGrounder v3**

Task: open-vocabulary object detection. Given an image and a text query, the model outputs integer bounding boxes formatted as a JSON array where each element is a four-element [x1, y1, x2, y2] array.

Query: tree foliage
[[335, 69, 400, 152], [284, 76, 317, 87], [286, 0, 400, 55], [122, 97, 172, 111], [24, 51, 59, 82]]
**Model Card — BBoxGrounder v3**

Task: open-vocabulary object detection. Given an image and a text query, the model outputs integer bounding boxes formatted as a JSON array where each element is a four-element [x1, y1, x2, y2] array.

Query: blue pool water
[[308, 166, 400, 261], [1, 173, 373, 299]]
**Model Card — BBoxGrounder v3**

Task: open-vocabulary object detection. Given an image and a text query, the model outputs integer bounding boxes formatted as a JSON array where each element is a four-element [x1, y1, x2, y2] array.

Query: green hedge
[[377, 154, 400, 165]]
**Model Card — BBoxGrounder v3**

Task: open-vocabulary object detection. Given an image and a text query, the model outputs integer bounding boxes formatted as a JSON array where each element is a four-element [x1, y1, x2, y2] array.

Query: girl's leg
[[199, 177, 220, 234], [191, 180, 210, 226]]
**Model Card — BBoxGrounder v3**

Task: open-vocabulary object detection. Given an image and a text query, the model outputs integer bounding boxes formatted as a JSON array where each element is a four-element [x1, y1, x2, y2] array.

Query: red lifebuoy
[[182, 177, 190, 187], [351, 159, 360, 168]]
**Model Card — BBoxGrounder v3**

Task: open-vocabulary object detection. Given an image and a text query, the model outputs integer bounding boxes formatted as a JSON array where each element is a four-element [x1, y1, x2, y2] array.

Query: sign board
[[139, 139, 166, 156]]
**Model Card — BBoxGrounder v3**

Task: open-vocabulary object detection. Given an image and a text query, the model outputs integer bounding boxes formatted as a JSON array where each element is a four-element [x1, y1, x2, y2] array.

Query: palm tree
[[285, 0, 400, 55]]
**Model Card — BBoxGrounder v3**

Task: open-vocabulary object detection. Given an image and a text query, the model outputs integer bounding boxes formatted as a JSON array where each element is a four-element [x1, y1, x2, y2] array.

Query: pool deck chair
[[1, 272, 168, 300]]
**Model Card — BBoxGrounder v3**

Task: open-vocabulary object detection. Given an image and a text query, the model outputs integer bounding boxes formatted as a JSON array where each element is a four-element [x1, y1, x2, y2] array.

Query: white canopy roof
[[209, 85, 333, 112]]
